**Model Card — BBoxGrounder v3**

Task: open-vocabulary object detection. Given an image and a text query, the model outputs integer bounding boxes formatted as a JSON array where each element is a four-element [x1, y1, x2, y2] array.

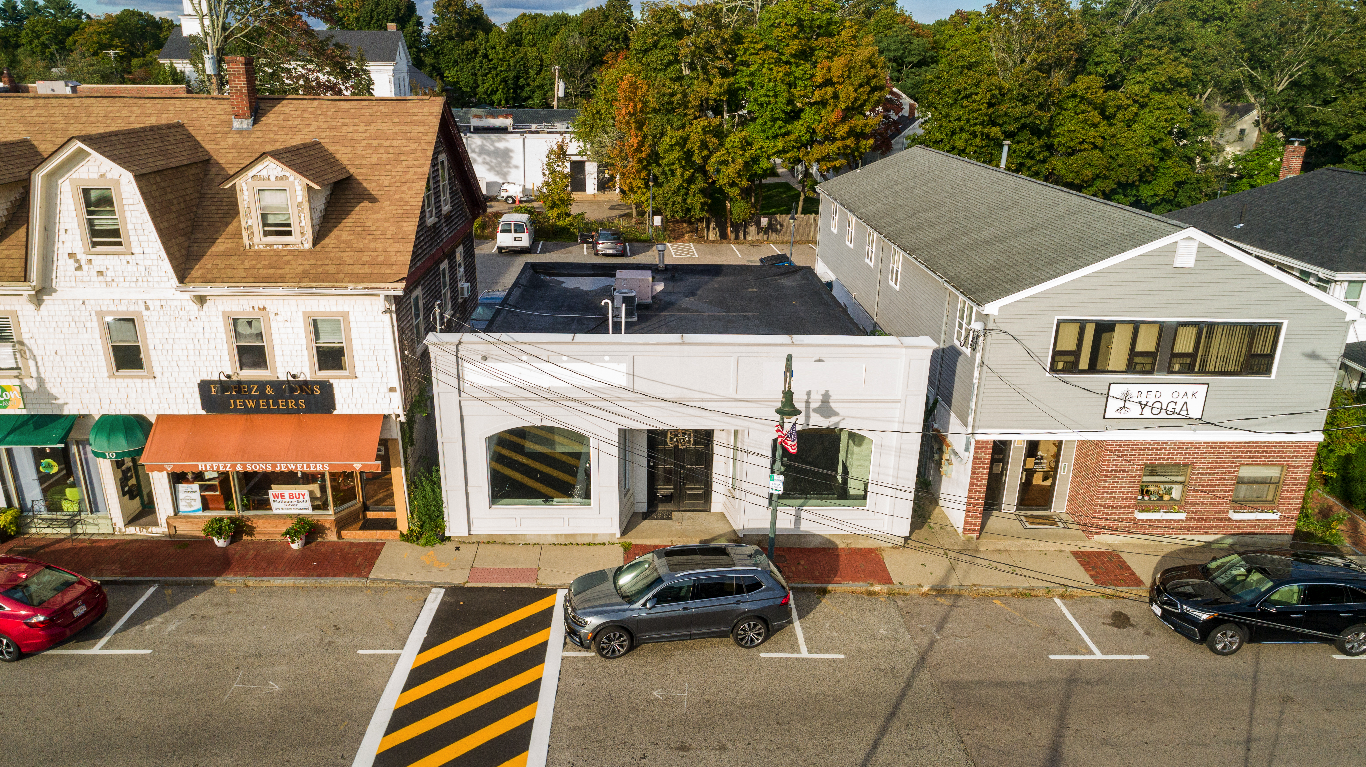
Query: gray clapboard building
[[814, 146, 1357, 540]]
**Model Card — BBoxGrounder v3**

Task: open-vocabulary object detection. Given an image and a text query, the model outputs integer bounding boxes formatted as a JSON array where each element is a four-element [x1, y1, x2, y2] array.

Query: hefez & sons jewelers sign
[[1104, 383, 1209, 419], [198, 380, 336, 414]]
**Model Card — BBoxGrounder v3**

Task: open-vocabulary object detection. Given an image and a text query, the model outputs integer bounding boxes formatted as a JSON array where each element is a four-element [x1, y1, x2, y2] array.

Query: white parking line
[[1332, 655, 1366, 660], [48, 584, 157, 656], [356, 650, 403, 654], [1048, 597, 1148, 660], [762, 598, 844, 659], [352, 587, 444, 767], [564, 651, 595, 656], [770, 243, 782, 254], [526, 589, 568, 767], [731, 244, 743, 259]]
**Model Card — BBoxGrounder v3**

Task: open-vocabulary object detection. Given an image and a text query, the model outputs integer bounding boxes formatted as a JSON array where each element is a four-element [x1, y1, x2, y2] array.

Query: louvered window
[[0, 315, 20, 371]]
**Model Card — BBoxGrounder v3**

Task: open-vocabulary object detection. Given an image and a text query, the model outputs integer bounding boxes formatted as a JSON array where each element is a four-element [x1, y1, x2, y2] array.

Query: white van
[[495, 213, 534, 253]]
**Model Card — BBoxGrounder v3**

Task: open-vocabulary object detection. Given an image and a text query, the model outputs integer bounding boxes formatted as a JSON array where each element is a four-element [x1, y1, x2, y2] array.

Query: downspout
[[964, 316, 989, 455], [385, 295, 406, 419]]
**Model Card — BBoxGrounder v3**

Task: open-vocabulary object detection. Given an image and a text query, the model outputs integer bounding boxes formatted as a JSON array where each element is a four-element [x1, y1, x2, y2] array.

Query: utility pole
[[767, 353, 802, 559], [552, 65, 560, 109], [787, 203, 797, 263], [647, 173, 655, 240], [103, 49, 120, 75]]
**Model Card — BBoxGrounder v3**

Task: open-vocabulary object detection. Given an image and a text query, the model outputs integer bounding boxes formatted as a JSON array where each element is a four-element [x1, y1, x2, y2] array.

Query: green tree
[[428, 0, 492, 104], [541, 137, 575, 222], [17, 0, 86, 60], [68, 10, 173, 72]]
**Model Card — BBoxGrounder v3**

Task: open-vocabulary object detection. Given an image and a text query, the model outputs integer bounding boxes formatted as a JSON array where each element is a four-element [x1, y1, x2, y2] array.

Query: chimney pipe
[[999, 140, 1011, 170], [226, 56, 257, 131], [1279, 139, 1307, 180], [387, 22, 397, 31]]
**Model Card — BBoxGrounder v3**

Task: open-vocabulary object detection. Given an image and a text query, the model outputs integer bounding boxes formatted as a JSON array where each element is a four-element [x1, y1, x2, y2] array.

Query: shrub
[[0, 507, 19, 538], [401, 467, 446, 547], [1295, 508, 1347, 547], [201, 516, 239, 539]]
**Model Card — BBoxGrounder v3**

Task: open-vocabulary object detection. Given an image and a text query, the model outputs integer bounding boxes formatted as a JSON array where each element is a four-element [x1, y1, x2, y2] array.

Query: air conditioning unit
[[459, 282, 471, 298]]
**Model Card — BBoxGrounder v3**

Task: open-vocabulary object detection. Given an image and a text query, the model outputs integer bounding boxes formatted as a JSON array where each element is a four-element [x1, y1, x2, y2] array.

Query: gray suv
[[565, 544, 792, 659]]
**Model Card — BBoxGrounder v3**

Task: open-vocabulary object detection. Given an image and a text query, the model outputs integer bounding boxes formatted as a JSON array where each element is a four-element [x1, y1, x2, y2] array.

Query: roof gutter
[[175, 285, 404, 296]]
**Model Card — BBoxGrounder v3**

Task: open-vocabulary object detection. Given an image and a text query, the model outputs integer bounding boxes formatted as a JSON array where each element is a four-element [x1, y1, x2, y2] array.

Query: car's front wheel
[[1206, 623, 1247, 656], [1337, 624, 1366, 656], [0, 633, 21, 662], [505, 196, 517, 204], [594, 627, 632, 659], [732, 617, 768, 648]]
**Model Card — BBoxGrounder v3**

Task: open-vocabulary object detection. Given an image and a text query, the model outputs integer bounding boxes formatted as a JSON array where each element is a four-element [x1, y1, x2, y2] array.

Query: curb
[[95, 576, 466, 588]]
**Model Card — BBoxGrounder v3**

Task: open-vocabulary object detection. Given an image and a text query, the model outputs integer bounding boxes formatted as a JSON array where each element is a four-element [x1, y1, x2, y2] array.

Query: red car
[[0, 555, 107, 661]]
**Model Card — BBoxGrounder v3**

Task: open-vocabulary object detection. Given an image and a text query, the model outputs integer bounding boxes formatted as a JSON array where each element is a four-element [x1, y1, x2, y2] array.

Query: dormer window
[[71, 180, 131, 254], [256, 188, 294, 238]]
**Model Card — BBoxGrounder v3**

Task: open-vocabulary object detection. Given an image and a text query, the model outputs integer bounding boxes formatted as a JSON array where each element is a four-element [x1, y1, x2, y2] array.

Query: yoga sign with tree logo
[[1104, 384, 1208, 419]]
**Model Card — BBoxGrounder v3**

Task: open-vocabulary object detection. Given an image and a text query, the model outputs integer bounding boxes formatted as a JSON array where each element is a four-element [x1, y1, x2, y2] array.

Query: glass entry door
[[1015, 440, 1062, 511], [647, 430, 714, 519]]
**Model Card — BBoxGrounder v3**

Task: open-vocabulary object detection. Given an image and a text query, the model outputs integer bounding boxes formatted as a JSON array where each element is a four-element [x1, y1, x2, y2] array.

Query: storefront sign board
[[0, 385, 23, 410], [154, 461, 382, 472], [198, 380, 336, 414], [1103, 383, 1208, 419], [176, 483, 203, 513], [269, 489, 313, 513]]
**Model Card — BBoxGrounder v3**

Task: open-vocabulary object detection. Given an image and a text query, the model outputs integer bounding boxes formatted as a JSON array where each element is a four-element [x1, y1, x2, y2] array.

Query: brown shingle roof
[[0, 94, 447, 286], [221, 139, 351, 189], [74, 122, 210, 175], [0, 138, 44, 186]]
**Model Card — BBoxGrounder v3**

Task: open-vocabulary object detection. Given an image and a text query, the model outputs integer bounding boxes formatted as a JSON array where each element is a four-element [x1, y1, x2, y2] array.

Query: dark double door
[[646, 430, 713, 519]]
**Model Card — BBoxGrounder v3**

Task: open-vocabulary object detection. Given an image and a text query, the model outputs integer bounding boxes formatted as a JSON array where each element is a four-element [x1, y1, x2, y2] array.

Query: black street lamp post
[[767, 353, 802, 559]]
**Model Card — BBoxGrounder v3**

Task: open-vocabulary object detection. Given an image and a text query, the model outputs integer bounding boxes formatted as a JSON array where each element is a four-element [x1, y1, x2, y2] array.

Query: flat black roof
[[484, 262, 865, 335]]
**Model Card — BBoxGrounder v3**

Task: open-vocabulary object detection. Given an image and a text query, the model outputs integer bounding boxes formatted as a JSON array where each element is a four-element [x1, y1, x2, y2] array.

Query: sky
[[75, 0, 981, 28]]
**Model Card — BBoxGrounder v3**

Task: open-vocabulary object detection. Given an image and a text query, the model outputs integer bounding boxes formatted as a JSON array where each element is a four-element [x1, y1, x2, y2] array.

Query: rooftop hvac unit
[[614, 270, 653, 305], [613, 289, 637, 322]]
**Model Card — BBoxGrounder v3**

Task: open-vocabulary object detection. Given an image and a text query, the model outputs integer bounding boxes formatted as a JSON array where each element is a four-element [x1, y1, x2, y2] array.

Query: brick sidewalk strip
[[467, 567, 539, 584], [1070, 550, 1144, 588], [626, 544, 893, 585], [0, 537, 384, 579]]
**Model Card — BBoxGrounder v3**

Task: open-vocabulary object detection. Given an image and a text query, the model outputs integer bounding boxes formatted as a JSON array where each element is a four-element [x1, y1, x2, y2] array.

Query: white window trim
[[845, 212, 855, 247], [423, 171, 437, 225], [69, 179, 132, 255], [0, 311, 29, 378], [889, 248, 902, 290], [438, 154, 452, 213], [96, 311, 154, 379], [222, 311, 277, 379], [303, 312, 355, 379], [411, 293, 424, 341], [829, 201, 838, 233], [865, 231, 877, 267], [954, 297, 977, 350], [245, 180, 304, 246]]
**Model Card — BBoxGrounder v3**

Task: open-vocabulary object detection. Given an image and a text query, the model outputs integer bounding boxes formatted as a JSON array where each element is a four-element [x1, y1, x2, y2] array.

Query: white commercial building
[[452, 110, 600, 197]]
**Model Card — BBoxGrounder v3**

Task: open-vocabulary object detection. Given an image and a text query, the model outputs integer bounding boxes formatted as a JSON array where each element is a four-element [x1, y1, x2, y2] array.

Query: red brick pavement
[[625, 544, 893, 585], [467, 566, 539, 584], [1070, 550, 1144, 588], [0, 537, 384, 579]]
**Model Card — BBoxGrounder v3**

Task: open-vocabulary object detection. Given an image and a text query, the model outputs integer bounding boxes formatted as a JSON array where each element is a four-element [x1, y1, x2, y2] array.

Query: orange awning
[[141, 414, 384, 472]]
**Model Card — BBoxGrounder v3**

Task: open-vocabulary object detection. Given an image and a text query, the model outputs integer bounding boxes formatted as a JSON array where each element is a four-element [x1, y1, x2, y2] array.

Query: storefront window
[[1138, 464, 1189, 504], [170, 471, 232, 513], [775, 428, 872, 507], [6, 446, 77, 513], [238, 471, 328, 512], [488, 426, 591, 505], [361, 442, 394, 510], [329, 471, 359, 511]]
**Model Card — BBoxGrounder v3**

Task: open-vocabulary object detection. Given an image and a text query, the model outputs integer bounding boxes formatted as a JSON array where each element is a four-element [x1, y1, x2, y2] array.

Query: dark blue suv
[[1150, 550, 1366, 656], [565, 544, 792, 659]]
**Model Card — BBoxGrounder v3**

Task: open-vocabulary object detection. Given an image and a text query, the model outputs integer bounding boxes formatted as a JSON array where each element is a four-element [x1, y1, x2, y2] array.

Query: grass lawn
[[758, 182, 818, 215]]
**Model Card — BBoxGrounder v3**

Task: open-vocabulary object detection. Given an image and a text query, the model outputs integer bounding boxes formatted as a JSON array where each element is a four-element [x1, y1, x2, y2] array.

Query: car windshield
[[1204, 554, 1275, 601], [470, 304, 497, 321], [614, 555, 663, 603], [597, 231, 622, 242], [2, 566, 79, 607]]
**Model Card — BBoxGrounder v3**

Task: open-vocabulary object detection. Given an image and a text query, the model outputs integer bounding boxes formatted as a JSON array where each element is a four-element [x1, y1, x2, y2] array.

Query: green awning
[[0, 414, 78, 447], [89, 414, 154, 459]]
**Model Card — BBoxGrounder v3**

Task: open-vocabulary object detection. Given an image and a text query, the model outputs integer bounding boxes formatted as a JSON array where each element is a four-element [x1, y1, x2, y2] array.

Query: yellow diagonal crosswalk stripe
[[405, 703, 538, 767], [413, 595, 557, 669], [496, 753, 529, 767], [379, 665, 545, 752], [397, 628, 551, 708]]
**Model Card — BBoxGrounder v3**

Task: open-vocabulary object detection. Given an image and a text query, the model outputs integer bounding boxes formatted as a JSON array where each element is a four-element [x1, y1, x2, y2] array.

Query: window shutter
[[0, 316, 16, 370]]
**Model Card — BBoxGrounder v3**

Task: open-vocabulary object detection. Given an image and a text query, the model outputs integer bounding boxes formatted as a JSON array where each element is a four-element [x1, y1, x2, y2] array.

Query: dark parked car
[[565, 543, 792, 658], [593, 229, 627, 257], [1149, 550, 1366, 656], [467, 290, 507, 331], [0, 555, 108, 661]]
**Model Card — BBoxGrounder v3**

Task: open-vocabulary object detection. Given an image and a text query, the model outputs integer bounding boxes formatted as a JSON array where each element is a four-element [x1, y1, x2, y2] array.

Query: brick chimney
[[387, 22, 397, 31], [1279, 139, 1307, 180], [0, 68, 15, 93], [226, 56, 257, 131]]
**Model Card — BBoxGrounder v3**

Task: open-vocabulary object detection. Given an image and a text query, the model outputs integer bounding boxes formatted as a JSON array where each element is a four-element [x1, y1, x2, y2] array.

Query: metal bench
[[24, 500, 81, 535]]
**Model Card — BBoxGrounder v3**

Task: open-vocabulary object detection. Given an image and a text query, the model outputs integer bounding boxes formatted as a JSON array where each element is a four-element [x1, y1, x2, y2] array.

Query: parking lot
[[6, 583, 1363, 766]]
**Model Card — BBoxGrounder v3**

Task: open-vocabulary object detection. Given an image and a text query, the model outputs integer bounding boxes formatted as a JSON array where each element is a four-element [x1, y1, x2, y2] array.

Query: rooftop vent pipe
[[999, 141, 1011, 170]]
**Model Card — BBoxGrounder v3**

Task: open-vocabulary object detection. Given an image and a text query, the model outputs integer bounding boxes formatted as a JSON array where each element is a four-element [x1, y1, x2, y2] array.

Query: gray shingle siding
[[977, 240, 1348, 434]]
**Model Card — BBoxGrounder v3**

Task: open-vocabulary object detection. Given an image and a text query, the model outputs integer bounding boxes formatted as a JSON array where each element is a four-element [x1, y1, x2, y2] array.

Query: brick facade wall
[[1065, 440, 1317, 537], [962, 440, 993, 538]]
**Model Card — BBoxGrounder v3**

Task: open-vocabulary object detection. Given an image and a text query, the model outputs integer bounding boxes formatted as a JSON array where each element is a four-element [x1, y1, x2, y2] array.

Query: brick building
[[0, 57, 482, 538], [815, 147, 1358, 540]]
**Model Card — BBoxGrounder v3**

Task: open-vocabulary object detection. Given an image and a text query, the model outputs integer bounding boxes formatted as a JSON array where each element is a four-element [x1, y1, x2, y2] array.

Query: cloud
[[80, 0, 184, 18], [902, 0, 984, 21]]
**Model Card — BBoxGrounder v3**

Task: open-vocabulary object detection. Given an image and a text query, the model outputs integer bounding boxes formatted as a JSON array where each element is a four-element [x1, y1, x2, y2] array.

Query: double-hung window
[[423, 171, 436, 224], [438, 155, 452, 212], [1050, 319, 1281, 376], [411, 293, 424, 341], [829, 203, 838, 233], [225, 313, 273, 376], [72, 181, 129, 253], [98, 313, 152, 377], [305, 314, 352, 377], [845, 212, 855, 246], [865, 231, 877, 266], [1233, 465, 1283, 504], [954, 298, 976, 349], [255, 188, 294, 239], [439, 263, 451, 331], [888, 248, 903, 289], [1343, 282, 1363, 307]]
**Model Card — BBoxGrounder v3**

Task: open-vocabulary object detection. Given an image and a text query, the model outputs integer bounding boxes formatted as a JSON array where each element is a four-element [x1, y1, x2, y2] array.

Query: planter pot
[[213, 537, 230, 548], [288, 538, 305, 550]]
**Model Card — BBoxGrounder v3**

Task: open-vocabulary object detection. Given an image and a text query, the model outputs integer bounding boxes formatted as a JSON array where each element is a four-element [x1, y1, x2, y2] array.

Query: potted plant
[[282, 516, 318, 550], [202, 516, 239, 547]]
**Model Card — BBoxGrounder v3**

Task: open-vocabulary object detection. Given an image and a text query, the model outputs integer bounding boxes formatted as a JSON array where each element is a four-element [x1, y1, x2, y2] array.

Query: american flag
[[775, 421, 798, 454]]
